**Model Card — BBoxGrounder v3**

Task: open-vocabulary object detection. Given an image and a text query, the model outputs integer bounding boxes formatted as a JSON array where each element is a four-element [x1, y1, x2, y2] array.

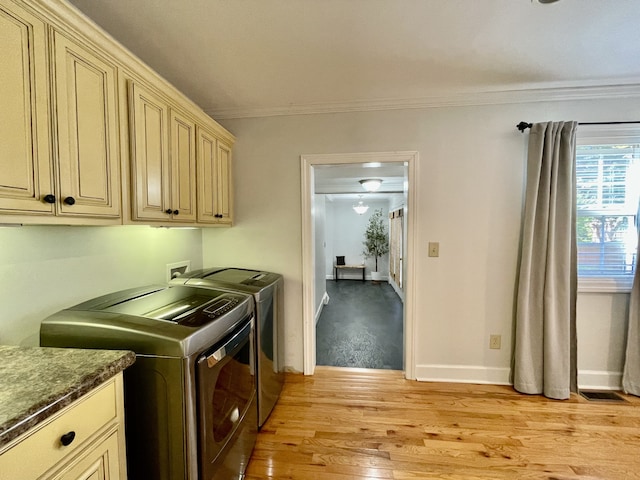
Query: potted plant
[[362, 208, 389, 282]]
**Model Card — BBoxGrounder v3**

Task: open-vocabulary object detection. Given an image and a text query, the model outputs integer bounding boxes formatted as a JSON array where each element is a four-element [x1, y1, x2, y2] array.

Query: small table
[[334, 264, 365, 282]]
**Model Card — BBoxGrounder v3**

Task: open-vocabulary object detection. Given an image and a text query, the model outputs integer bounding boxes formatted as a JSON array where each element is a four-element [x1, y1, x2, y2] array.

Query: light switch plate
[[428, 242, 439, 257]]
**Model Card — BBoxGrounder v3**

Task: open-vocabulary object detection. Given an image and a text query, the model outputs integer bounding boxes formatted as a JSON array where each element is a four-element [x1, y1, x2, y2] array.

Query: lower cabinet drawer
[[0, 378, 118, 480]]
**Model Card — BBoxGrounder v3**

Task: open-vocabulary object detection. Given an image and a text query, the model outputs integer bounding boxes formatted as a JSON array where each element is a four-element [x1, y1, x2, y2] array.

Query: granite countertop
[[0, 346, 135, 449]]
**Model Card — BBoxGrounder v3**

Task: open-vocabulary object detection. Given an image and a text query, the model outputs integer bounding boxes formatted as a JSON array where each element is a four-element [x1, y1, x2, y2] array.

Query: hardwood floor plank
[[247, 367, 640, 479]]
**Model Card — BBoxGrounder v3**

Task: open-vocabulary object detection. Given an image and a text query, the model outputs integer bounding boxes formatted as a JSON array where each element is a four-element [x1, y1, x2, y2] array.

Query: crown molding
[[207, 83, 640, 120]]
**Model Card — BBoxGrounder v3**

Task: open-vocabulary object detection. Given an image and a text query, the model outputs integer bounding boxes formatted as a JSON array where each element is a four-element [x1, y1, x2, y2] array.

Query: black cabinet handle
[[173, 210, 179, 215], [165, 209, 173, 214], [43, 194, 56, 204], [63, 197, 75, 206], [60, 431, 76, 446]]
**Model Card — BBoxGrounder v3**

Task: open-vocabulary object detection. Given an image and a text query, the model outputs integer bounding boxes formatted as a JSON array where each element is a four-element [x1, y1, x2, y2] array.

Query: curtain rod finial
[[517, 121, 533, 132]]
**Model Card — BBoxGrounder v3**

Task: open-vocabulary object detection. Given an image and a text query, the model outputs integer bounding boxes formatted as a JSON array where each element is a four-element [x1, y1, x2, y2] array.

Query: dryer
[[172, 268, 284, 427]]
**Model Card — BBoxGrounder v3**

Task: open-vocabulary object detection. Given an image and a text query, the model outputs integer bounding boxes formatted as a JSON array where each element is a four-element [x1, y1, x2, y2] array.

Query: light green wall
[[0, 225, 203, 345]]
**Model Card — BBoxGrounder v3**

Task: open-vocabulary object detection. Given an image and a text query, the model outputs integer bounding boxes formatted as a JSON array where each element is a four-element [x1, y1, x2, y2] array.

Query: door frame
[[301, 151, 418, 378]]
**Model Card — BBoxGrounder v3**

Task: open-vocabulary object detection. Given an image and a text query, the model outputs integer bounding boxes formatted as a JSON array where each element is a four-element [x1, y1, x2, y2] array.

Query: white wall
[[0, 225, 203, 345], [325, 197, 390, 280], [202, 96, 637, 384], [577, 293, 630, 389]]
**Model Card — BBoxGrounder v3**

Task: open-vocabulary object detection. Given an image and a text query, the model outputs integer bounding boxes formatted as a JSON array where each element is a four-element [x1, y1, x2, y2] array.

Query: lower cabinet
[[50, 431, 121, 480], [0, 374, 127, 480]]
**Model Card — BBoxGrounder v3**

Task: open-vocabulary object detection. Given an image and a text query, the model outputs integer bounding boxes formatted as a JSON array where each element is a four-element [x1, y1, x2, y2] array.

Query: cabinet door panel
[[215, 140, 233, 224], [197, 129, 232, 225], [170, 110, 196, 221], [130, 82, 170, 221], [53, 32, 121, 217], [196, 128, 217, 223], [0, 1, 53, 214], [49, 431, 121, 480]]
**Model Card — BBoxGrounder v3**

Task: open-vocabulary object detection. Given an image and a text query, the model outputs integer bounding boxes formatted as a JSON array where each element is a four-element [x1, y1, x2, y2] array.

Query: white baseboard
[[415, 365, 623, 391], [415, 364, 511, 385], [314, 292, 330, 326], [324, 274, 390, 281], [389, 278, 404, 302], [578, 370, 622, 390]]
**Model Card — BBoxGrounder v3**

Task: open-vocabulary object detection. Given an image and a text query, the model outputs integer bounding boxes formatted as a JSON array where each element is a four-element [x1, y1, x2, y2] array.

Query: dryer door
[[196, 317, 257, 479]]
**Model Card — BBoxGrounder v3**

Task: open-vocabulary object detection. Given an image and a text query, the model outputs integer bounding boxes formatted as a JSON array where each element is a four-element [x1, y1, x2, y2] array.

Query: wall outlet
[[489, 334, 501, 350], [166, 261, 191, 282]]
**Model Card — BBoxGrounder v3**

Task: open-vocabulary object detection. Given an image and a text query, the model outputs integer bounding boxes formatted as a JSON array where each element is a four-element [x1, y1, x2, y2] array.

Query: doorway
[[300, 151, 418, 378]]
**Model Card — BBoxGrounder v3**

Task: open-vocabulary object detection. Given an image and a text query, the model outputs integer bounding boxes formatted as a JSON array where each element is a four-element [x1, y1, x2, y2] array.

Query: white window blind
[[576, 133, 640, 291]]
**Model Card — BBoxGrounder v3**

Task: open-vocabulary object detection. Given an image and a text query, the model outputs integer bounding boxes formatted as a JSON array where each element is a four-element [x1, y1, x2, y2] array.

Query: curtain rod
[[516, 121, 640, 133]]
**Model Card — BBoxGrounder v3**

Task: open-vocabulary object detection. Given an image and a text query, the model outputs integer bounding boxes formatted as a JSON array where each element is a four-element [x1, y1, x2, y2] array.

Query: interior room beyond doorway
[[303, 153, 415, 375]]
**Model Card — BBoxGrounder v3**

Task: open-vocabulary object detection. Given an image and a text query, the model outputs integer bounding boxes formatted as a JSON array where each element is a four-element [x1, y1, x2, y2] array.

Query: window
[[576, 126, 640, 292]]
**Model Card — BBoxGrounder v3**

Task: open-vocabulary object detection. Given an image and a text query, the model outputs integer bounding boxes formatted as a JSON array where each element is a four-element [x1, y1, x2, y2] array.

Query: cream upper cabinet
[[169, 109, 197, 222], [51, 30, 121, 218], [1, 0, 234, 226], [197, 128, 233, 225], [0, 0, 54, 215], [129, 81, 170, 221], [129, 81, 197, 223]]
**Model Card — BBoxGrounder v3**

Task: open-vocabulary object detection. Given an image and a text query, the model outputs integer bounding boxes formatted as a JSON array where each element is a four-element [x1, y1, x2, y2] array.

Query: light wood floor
[[245, 367, 640, 480]]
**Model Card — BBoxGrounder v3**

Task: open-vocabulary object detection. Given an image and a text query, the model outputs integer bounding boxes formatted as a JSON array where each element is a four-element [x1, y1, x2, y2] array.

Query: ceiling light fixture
[[352, 196, 369, 215], [359, 178, 383, 192]]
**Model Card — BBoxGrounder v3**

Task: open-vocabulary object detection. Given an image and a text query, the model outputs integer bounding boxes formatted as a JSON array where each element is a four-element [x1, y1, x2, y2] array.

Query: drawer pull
[[60, 431, 76, 446]]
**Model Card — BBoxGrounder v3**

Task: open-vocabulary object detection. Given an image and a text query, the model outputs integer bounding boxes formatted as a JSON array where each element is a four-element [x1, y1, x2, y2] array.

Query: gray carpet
[[316, 280, 403, 370]]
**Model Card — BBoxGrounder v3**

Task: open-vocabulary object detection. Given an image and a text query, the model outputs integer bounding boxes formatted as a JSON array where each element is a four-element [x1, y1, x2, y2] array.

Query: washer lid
[[197, 268, 279, 287], [72, 285, 246, 327], [41, 285, 254, 357]]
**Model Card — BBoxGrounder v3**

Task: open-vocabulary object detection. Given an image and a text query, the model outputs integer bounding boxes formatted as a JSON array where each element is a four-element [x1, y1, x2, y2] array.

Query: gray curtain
[[514, 121, 578, 400], [622, 230, 640, 396]]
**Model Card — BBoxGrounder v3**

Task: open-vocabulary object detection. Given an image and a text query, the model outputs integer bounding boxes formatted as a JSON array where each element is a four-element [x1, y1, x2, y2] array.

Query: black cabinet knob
[[60, 431, 76, 446], [173, 210, 179, 215], [63, 197, 75, 206], [165, 209, 173, 214], [43, 194, 56, 204]]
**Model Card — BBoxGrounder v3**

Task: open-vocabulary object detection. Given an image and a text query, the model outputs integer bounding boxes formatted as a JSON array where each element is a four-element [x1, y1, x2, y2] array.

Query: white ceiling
[[314, 163, 405, 194], [68, 0, 640, 119]]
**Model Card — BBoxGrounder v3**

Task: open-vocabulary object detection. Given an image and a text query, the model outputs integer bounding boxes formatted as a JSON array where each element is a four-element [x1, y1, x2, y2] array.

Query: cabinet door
[[196, 128, 233, 225], [129, 82, 170, 221], [215, 140, 233, 224], [0, 0, 53, 214], [52, 31, 121, 218], [196, 128, 218, 223], [169, 110, 196, 222], [49, 431, 122, 480]]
